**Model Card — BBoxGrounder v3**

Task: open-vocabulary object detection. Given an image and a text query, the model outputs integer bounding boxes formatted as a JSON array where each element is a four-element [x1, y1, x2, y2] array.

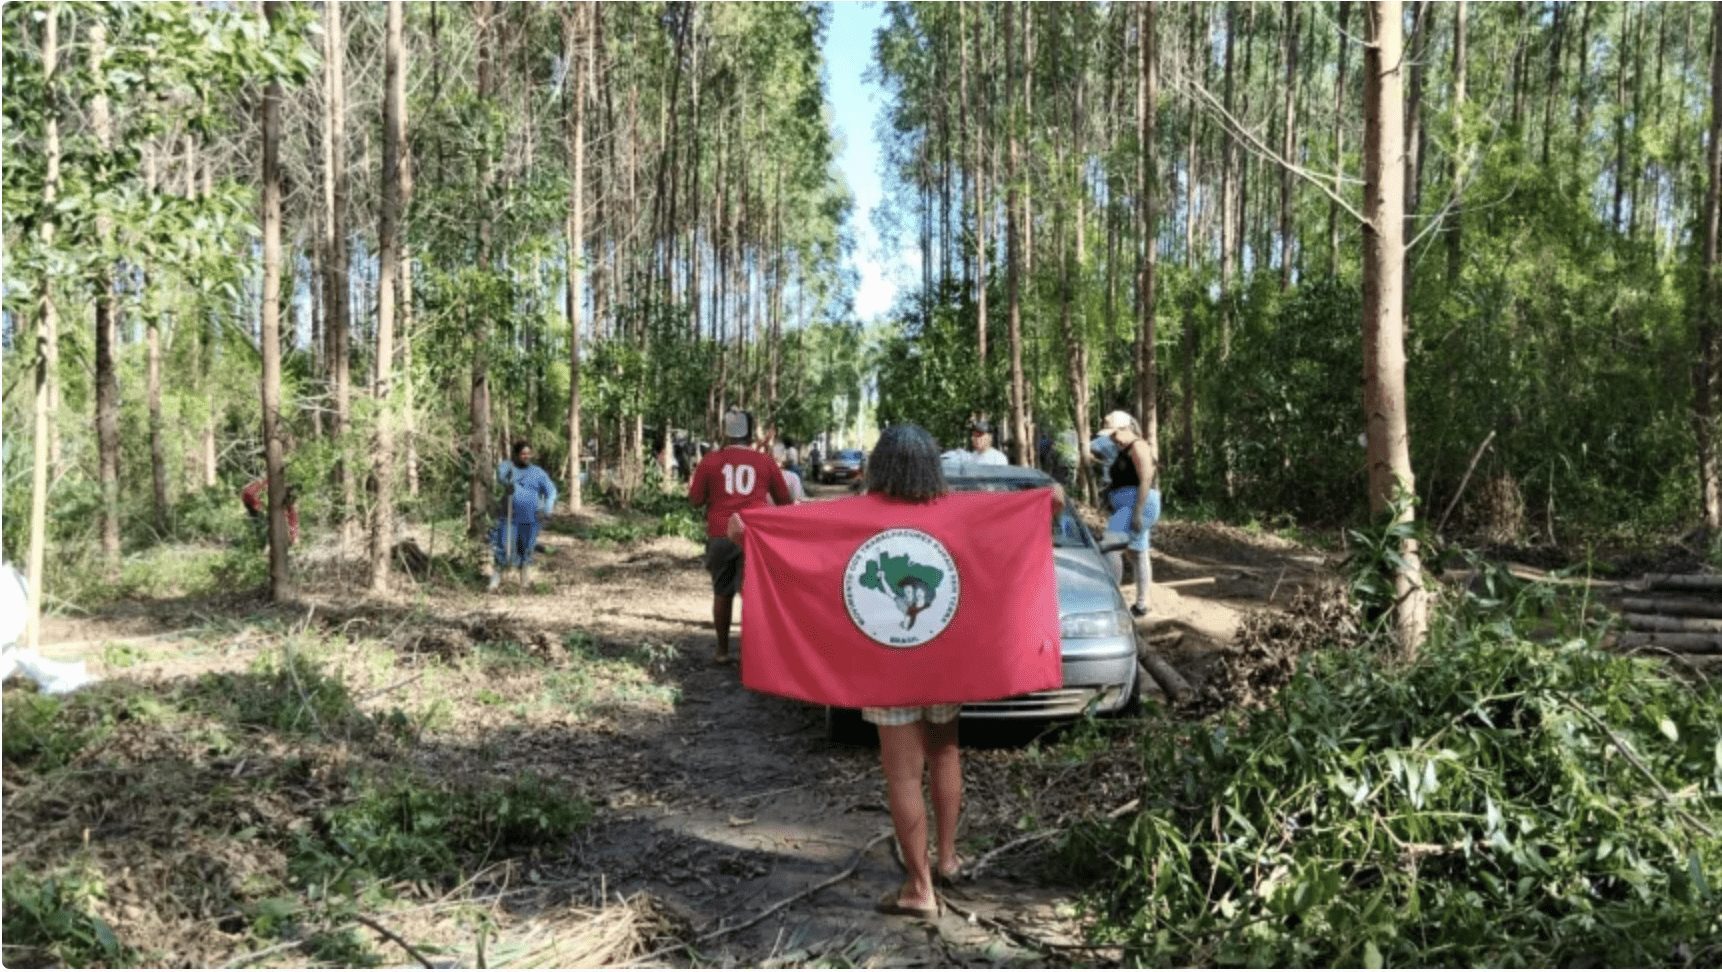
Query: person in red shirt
[[688, 408, 790, 664], [241, 477, 300, 546]]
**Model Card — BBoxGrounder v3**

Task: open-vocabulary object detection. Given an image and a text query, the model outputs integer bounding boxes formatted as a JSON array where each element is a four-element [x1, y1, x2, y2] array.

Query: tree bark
[[470, 0, 496, 535], [1697, 5, 1722, 532], [1278, 0, 1299, 290], [1363, 0, 1427, 652], [1137, 2, 1159, 459], [400, 21, 418, 501], [1330, 0, 1351, 276], [1005, 3, 1028, 466], [143, 149, 169, 537], [200, 155, 217, 489], [260, 1, 292, 601], [320, 0, 354, 552], [26, 5, 61, 648], [371, 0, 405, 592], [90, 20, 121, 569], [564, 1, 589, 512], [1448, 0, 1467, 285]]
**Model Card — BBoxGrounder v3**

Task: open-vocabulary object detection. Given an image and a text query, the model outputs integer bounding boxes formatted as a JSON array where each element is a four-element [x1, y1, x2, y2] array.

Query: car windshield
[[837, 450, 863, 461], [948, 479, 1090, 548]]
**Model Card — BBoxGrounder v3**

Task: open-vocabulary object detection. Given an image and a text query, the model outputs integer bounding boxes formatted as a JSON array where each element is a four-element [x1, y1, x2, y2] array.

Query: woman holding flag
[[728, 424, 1066, 920]]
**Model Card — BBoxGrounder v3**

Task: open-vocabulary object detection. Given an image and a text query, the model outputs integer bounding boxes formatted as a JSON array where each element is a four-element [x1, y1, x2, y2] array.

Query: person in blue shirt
[[490, 440, 558, 592]]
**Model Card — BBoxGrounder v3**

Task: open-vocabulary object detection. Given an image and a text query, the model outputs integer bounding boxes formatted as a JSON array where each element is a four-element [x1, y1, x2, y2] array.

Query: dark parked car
[[827, 464, 1146, 741], [819, 449, 866, 484]]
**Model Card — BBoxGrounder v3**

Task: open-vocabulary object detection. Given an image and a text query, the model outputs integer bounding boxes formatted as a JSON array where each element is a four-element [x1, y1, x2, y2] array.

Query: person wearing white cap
[[688, 408, 791, 664], [1098, 410, 1160, 616]]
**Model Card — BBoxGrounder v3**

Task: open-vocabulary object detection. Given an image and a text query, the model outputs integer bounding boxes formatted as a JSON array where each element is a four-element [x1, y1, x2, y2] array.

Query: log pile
[[1615, 573, 1722, 655]]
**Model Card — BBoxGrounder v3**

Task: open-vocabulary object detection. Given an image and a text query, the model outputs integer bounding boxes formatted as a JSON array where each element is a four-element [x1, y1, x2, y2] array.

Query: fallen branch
[[1620, 596, 1722, 619], [1620, 613, 1722, 635], [1554, 691, 1717, 839], [634, 829, 893, 964], [351, 914, 435, 969], [1644, 574, 1722, 594], [1141, 652, 1193, 703], [1615, 632, 1722, 654], [965, 798, 1140, 880], [1435, 430, 1497, 537]]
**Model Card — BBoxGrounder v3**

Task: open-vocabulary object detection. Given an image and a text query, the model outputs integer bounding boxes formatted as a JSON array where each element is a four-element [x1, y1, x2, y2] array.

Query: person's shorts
[[863, 704, 962, 726], [704, 537, 744, 597], [1106, 487, 1162, 553]]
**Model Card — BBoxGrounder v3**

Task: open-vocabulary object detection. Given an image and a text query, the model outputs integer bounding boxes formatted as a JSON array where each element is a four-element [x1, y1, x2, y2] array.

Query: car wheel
[[825, 706, 876, 746]]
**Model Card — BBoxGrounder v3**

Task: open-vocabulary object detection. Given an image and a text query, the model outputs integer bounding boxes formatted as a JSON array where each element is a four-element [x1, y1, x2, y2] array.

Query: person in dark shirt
[[1098, 411, 1161, 617]]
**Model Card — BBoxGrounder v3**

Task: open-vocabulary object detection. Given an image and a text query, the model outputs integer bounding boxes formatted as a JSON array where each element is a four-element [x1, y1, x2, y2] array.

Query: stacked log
[[1616, 574, 1722, 654]]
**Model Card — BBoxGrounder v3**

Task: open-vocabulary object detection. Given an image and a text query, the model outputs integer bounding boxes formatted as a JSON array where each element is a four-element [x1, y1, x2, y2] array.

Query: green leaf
[[1363, 941, 1383, 969]]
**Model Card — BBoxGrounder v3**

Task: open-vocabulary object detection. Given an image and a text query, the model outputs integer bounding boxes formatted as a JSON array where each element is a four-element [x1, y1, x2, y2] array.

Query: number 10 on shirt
[[722, 464, 756, 496]]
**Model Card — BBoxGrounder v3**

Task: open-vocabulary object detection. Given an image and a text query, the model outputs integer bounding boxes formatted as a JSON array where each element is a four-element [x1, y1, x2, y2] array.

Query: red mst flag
[[737, 490, 1063, 708]]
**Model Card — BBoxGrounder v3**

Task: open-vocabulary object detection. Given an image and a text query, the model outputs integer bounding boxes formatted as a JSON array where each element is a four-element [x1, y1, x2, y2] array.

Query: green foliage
[[183, 647, 370, 738], [2, 694, 100, 771], [1080, 598, 1722, 965], [2, 866, 131, 968], [295, 774, 593, 890]]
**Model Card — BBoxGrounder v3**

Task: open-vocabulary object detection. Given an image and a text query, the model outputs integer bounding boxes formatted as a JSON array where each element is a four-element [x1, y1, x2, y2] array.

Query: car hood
[[1052, 547, 1125, 617]]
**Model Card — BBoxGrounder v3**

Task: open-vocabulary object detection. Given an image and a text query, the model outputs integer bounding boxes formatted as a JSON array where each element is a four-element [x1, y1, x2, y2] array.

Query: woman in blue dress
[[490, 441, 558, 592]]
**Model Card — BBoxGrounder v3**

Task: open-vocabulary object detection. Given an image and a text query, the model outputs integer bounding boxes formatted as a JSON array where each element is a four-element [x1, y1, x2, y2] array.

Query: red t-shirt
[[689, 446, 791, 538]]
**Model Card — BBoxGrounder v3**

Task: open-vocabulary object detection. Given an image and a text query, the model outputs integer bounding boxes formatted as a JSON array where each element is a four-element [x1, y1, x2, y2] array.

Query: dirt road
[[13, 488, 1330, 967]]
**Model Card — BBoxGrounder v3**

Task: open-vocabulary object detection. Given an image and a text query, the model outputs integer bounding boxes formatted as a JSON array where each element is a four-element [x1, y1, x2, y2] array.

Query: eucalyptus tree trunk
[[400, 44, 418, 501], [143, 149, 169, 537], [563, 0, 588, 512], [1137, 1, 1159, 459], [1363, 0, 1427, 653], [962, 6, 988, 365], [1448, 0, 1467, 284], [1005, 2, 1029, 466], [200, 155, 217, 488], [469, 0, 495, 535], [371, 0, 405, 593], [1329, 1, 1351, 276], [26, 5, 61, 648], [1698, 5, 1722, 532], [260, 1, 292, 601], [90, 20, 121, 569], [1278, 0, 1298, 290], [320, 0, 355, 552]]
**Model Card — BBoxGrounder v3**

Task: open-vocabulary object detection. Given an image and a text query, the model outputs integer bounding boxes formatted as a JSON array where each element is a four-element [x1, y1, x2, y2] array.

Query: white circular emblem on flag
[[843, 528, 961, 648]]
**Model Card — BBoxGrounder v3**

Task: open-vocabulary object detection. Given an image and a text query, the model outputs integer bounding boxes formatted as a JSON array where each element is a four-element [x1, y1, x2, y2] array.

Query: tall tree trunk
[[1278, 0, 1298, 290], [963, 5, 989, 365], [564, 0, 588, 512], [200, 155, 218, 488], [320, 0, 354, 552], [1403, 2, 1430, 218], [1697, 5, 1722, 532], [372, 0, 405, 592], [260, 1, 292, 601], [1005, 3, 1028, 465], [1572, 1, 1594, 167], [90, 20, 121, 569], [470, 0, 495, 535], [1363, 0, 1427, 652], [1448, 0, 1467, 284], [1612, 4, 1631, 234], [143, 149, 169, 537], [1137, 2, 1159, 457], [400, 32, 418, 501], [1330, 0, 1351, 275], [26, 4, 61, 649], [1540, 1, 1563, 166]]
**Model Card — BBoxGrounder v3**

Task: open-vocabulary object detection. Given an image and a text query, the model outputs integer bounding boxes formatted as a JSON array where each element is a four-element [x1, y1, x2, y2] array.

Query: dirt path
[[18, 492, 1332, 967]]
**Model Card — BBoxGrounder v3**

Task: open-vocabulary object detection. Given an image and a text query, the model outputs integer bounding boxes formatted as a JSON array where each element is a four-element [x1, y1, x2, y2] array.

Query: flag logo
[[843, 528, 961, 648]]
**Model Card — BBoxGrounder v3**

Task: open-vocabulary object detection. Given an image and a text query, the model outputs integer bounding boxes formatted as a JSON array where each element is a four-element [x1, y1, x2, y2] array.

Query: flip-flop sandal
[[874, 891, 940, 920]]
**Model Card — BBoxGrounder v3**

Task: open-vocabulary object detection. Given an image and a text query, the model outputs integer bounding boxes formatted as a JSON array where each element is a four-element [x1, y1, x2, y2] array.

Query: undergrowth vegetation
[[1076, 575, 1722, 966]]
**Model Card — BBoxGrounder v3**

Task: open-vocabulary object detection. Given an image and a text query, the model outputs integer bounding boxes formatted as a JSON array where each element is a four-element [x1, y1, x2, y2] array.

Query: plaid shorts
[[862, 704, 962, 727]]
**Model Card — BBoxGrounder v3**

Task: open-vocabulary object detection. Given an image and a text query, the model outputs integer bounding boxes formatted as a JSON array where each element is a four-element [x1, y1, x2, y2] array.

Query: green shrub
[[2, 694, 97, 770], [181, 647, 369, 738], [2, 867, 131, 967], [296, 774, 592, 890], [1081, 615, 1722, 965]]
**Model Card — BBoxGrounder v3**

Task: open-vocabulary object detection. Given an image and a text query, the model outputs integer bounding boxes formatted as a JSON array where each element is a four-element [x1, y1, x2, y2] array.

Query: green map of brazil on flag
[[738, 490, 1064, 709]]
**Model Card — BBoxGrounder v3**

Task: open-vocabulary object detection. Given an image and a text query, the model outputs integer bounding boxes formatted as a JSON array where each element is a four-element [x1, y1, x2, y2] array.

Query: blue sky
[[823, 1, 904, 323]]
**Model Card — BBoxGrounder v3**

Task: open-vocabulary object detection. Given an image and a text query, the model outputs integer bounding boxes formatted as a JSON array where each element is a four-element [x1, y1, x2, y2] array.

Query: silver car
[[827, 464, 1145, 741]]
